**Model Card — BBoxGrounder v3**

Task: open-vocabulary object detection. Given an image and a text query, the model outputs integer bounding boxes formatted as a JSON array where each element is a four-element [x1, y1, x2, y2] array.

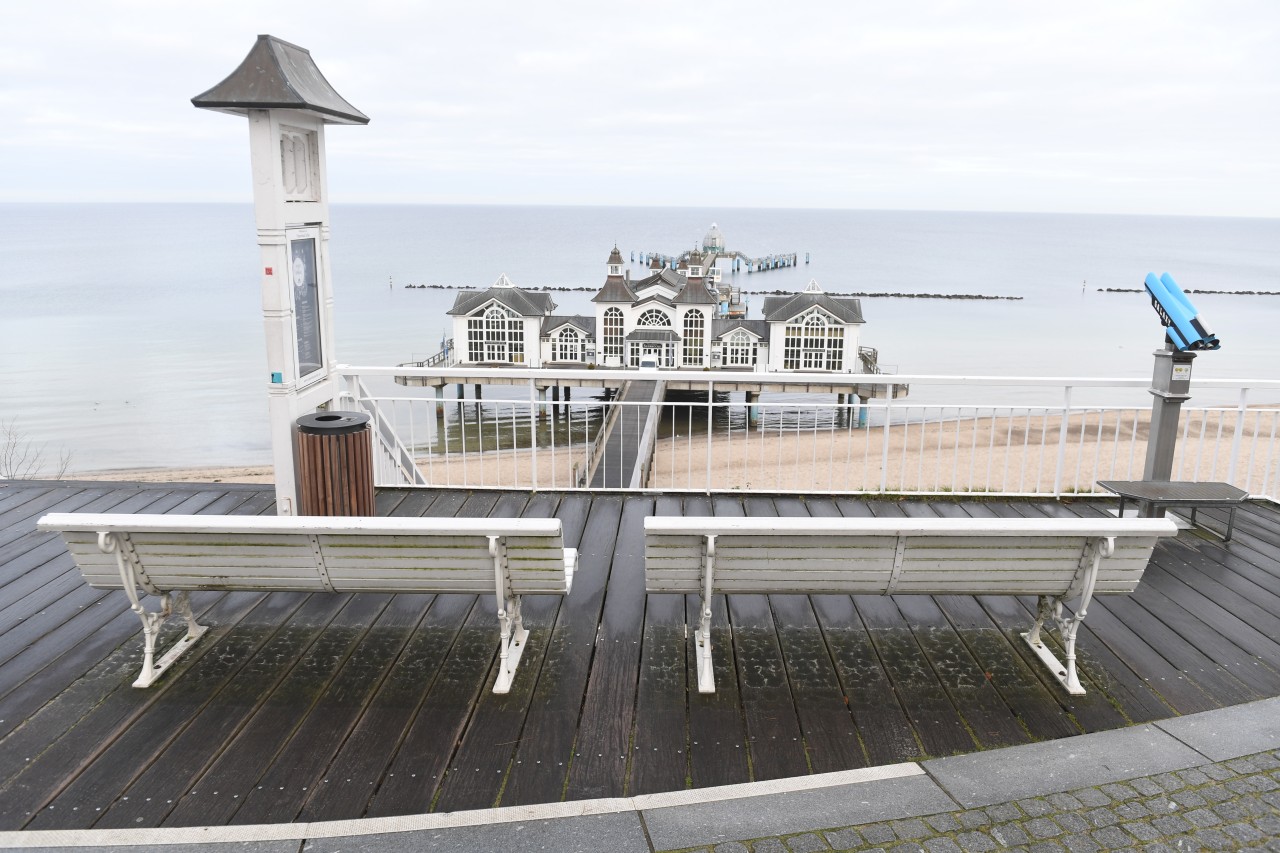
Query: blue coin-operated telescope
[[1143, 272, 1220, 351], [1140, 272, 1221, 486]]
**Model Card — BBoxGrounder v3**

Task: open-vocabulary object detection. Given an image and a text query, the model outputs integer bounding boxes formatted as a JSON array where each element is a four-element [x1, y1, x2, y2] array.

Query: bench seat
[[38, 513, 577, 692], [644, 516, 1177, 695]]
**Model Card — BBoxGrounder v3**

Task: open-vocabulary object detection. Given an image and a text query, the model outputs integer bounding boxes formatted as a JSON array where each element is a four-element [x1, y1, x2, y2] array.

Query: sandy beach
[[649, 407, 1280, 494]]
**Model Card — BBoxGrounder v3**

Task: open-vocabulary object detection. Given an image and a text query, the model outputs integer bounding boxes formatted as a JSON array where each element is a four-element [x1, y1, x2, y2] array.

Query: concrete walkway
[[3, 698, 1276, 852]]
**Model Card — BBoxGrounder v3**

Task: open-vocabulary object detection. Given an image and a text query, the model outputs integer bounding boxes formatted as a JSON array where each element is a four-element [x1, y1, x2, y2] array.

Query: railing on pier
[[340, 366, 1280, 503]]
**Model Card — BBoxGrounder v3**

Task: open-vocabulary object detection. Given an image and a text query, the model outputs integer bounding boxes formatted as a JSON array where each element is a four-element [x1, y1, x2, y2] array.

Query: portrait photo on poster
[[289, 236, 323, 378]]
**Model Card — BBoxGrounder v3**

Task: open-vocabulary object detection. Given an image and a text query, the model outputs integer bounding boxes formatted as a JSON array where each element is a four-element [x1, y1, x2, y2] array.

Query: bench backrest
[[38, 513, 569, 596], [644, 516, 1176, 597]]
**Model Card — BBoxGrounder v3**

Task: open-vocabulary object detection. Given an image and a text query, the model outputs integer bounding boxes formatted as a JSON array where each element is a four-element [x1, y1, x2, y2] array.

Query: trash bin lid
[[296, 411, 371, 435]]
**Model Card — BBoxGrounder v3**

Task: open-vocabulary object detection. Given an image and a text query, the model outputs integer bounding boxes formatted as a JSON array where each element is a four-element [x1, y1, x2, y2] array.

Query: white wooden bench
[[644, 516, 1177, 695], [37, 513, 577, 693]]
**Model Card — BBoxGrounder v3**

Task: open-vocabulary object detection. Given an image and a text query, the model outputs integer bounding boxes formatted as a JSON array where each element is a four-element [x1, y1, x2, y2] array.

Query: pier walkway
[[1, 479, 1279, 842], [588, 379, 663, 487]]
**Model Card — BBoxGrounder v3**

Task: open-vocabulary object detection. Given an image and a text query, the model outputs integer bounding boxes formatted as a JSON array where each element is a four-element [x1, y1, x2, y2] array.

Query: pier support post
[[474, 384, 483, 400], [858, 396, 869, 429], [746, 392, 759, 425], [434, 385, 445, 418], [537, 386, 548, 420], [456, 383, 464, 400]]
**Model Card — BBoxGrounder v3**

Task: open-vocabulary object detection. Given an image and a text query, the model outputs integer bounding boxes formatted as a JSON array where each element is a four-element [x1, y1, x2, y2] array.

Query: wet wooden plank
[[720, 496, 809, 781], [563, 494, 652, 800], [921, 503, 1081, 741], [858, 501, 976, 758], [0, 589, 274, 829], [347, 595, 488, 818], [462, 493, 606, 808], [769, 497, 866, 773], [426, 495, 559, 813], [229, 594, 433, 824], [629, 494, 690, 796], [160, 593, 387, 827], [680, 494, 751, 790]]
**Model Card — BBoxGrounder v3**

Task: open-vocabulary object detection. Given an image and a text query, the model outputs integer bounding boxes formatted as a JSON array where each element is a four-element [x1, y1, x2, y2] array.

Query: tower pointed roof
[[192, 35, 369, 125], [607, 245, 623, 266]]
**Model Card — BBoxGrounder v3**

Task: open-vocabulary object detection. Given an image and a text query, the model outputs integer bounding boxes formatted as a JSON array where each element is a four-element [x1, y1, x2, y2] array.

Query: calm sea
[[2, 203, 1277, 473]]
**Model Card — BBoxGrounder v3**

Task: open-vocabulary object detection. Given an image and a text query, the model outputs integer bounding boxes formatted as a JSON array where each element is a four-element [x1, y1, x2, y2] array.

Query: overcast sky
[[3, 1, 1277, 216]]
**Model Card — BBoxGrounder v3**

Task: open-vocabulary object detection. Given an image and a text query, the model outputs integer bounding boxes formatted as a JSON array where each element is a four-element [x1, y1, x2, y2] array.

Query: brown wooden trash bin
[[294, 412, 375, 516]]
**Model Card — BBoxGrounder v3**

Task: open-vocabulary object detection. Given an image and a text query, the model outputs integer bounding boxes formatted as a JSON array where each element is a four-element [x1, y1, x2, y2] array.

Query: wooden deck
[[2, 479, 1279, 830]]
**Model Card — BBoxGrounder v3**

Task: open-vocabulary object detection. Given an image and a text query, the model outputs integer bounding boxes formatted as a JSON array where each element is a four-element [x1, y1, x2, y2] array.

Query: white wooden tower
[[193, 35, 368, 514]]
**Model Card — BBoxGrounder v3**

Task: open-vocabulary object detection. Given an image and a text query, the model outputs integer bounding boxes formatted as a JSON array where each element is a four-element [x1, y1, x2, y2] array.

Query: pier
[[586, 379, 664, 487]]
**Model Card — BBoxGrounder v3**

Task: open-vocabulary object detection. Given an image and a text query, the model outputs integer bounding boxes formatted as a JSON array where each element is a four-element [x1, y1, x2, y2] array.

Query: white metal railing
[[339, 366, 1280, 502]]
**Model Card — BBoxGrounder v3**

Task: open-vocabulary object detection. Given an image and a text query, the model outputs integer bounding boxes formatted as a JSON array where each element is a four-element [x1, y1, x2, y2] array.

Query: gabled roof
[[591, 277, 637, 303], [633, 268, 687, 292], [761, 293, 864, 324], [448, 286, 555, 317], [541, 315, 597, 336], [673, 279, 720, 305], [712, 318, 768, 339], [192, 35, 369, 125], [633, 292, 675, 309]]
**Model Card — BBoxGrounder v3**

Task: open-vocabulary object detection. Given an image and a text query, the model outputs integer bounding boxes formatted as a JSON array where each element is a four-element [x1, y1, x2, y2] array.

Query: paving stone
[[984, 803, 1021, 823], [956, 811, 991, 829], [1211, 800, 1249, 822], [861, 824, 897, 846], [918, 814, 955, 834], [752, 840, 788, 853], [1055, 812, 1090, 834], [1073, 788, 1113, 808], [822, 829, 861, 851], [715, 845, 750, 853], [1176, 769, 1211, 787], [1189, 828, 1234, 851], [1025, 817, 1064, 838], [1121, 821, 1160, 842], [886, 844, 926, 853], [1144, 797, 1177, 815], [1131, 778, 1164, 797], [1255, 814, 1280, 835], [1062, 836, 1103, 853], [1250, 752, 1280, 770], [1090, 826, 1133, 849], [1197, 786, 1233, 805], [785, 833, 828, 853], [1168, 790, 1207, 808], [1086, 807, 1121, 828], [891, 818, 930, 840], [989, 823, 1030, 847], [1114, 802, 1150, 821], [1263, 790, 1280, 809], [1182, 808, 1223, 829], [922, 839, 962, 853], [1225, 757, 1260, 773], [1197, 765, 1237, 782], [1150, 814, 1193, 834], [1151, 772, 1187, 792], [955, 831, 997, 852], [1026, 843, 1067, 853], [1047, 792, 1084, 811], [1101, 784, 1141, 802], [1220, 821, 1265, 843], [1018, 798, 1055, 817]]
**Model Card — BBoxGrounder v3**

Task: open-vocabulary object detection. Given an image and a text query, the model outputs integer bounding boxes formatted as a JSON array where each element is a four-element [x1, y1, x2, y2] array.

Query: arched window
[[724, 330, 757, 367], [467, 304, 524, 363], [555, 327, 581, 362], [637, 308, 670, 327], [682, 310, 705, 366], [603, 308, 624, 364], [783, 309, 843, 370]]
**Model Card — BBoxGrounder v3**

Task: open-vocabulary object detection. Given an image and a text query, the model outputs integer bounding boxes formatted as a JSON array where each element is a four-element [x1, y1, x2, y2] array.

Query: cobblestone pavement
[[660, 749, 1280, 853]]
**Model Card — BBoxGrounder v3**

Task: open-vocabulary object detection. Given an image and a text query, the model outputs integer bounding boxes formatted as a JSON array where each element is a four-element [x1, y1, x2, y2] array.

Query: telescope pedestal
[[1141, 345, 1195, 512]]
